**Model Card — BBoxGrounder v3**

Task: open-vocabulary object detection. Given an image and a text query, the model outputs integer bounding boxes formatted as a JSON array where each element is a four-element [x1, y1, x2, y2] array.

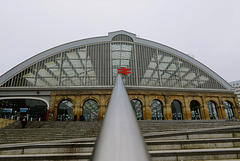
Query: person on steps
[[21, 115, 27, 128]]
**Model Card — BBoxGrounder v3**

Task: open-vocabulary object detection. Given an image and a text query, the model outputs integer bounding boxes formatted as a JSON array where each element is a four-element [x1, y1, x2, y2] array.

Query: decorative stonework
[[49, 90, 239, 121]]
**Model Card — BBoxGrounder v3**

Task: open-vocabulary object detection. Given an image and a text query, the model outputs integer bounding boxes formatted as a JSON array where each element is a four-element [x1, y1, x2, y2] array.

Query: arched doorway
[[190, 100, 202, 120], [57, 100, 73, 121], [151, 99, 164, 120], [0, 99, 48, 121], [171, 100, 183, 120], [224, 101, 234, 119], [83, 99, 98, 121], [208, 101, 218, 120], [131, 99, 143, 120]]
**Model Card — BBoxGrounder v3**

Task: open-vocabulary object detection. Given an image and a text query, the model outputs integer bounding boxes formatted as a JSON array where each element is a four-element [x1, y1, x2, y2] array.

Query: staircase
[[1, 120, 240, 160]]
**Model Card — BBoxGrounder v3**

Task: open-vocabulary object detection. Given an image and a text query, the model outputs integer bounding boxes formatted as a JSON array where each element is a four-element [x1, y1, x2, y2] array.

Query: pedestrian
[[21, 115, 27, 128]]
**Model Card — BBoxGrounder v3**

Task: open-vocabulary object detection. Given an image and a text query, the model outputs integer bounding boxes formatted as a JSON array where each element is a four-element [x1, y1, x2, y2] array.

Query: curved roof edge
[[0, 30, 234, 90]]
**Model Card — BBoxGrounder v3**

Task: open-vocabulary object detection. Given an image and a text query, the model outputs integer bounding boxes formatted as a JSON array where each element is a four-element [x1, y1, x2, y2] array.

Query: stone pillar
[[144, 95, 152, 120], [218, 97, 226, 120], [183, 97, 191, 120], [181, 105, 187, 120], [98, 95, 106, 120], [164, 95, 172, 120], [216, 105, 222, 119], [184, 104, 192, 120], [201, 97, 210, 120], [232, 105, 239, 119], [49, 93, 56, 121], [233, 97, 240, 119], [53, 105, 58, 121], [75, 96, 81, 121], [202, 104, 210, 120], [79, 104, 83, 118], [220, 105, 227, 119]]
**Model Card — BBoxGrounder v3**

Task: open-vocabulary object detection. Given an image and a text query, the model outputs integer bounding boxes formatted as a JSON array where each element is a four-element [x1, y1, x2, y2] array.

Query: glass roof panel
[[23, 73, 35, 78], [159, 63, 169, 70], [162, 56, 173, 62], [38, 69, 52, 77], [148, 62, 157, 69], [144, 70, 153, 78], [122, 44, 132, 51], [184, 73, 196, 80], [168, 64, 177, 71], [45, 62, 57, 68], [0, 41, 226, 89], [67, 52, 78, 59], [121, 60, 130, 66]]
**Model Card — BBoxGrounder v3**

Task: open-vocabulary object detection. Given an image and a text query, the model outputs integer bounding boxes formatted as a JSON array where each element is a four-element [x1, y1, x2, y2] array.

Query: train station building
[[0, 31, 238, 121]]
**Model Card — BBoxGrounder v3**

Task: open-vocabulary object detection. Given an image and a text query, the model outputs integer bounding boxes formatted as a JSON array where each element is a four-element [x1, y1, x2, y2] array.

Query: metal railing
[[91, 75, 151, 161]]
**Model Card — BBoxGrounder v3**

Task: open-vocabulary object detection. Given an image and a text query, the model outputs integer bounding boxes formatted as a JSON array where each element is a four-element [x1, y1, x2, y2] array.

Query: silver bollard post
[[91, 75, 151, 161]]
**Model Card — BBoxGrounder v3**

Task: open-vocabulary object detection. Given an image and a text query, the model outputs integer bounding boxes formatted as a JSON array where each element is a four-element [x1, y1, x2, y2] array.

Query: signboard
[[20, 108, 28, 112], [2, 108, 12, 113], [118, 67, 131, 75]]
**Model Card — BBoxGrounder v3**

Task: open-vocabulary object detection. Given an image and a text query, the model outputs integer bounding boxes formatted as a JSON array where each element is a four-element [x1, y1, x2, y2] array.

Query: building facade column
[[202, 104, 210, 120], [183, 97, 191, 120], [75, 95, 81, 121], [184, 104, 192, 120], [201, 97, 210, 120], [233, 97, 240, 119], [49, 93, 56, 121], [164, 95, 172, 120], [98, 94, 106, 120], [220, 105, 227, 119], [144, 94, 152, 120]]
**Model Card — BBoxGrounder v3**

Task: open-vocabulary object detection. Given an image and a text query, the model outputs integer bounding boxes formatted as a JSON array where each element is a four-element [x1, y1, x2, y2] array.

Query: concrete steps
[[1, 132, 240, 160], [1, 120, 240, 160]]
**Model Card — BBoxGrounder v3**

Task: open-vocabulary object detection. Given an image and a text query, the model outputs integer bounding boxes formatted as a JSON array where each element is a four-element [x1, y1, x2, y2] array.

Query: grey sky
[[0, 0, 239, 82]]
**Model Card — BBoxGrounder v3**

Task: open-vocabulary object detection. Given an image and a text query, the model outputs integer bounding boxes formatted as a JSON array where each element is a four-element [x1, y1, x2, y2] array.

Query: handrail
[[91, 75, 151, 161]]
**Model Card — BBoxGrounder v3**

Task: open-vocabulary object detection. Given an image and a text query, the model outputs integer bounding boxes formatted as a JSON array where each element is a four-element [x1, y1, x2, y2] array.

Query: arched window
[[151, 99, 164, 120], [131, 99, 143, 120], [171, 100, 183, 120], [208, 101, 218, 120], [224, 101, 234, 119], [83, 99, 98, 121], [112, 34, 133, 42], [190, 100, 202, 120], [57, 100, 73, 121]]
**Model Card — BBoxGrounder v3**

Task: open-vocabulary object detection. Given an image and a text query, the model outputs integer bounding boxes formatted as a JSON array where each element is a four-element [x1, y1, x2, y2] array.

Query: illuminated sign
[[118, 67, 131, 75], [2, 108, 12, 113], [20, 108, 28, 112]]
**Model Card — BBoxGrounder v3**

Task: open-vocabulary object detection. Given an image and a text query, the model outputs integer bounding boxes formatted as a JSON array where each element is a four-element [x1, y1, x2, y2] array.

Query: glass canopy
[[0, 34, 225, 89]]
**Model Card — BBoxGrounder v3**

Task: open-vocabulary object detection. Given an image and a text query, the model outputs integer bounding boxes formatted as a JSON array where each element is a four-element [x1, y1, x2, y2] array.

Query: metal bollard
[[91, 75, 151, 161]]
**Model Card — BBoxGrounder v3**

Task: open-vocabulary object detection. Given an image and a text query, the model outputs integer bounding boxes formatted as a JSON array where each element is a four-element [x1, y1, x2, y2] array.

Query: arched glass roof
[[0, 31, 233, 90]]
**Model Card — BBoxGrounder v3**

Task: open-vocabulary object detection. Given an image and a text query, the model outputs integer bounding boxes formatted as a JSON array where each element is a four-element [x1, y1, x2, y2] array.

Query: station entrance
[[0, 99, 48, 121]]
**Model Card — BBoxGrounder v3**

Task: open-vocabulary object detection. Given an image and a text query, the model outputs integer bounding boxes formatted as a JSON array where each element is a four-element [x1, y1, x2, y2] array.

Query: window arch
[[208, 101, 218, 120], [83, 99, 98, 121], [224, 101, 234, 119], [57, 100, 73, 121], [112, 34, 133, 42], [171, 100, 183, 120], [151, 99, 164, 120], [131, 99, 143, 120], [190, 100, 202, 120]]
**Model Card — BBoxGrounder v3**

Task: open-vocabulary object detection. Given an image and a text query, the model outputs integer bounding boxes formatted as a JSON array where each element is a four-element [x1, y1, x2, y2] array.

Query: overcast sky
[[0, 0, 240, 82]]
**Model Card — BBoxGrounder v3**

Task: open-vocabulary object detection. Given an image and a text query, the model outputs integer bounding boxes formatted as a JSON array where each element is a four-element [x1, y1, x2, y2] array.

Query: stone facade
[[49, 89, 239, 121]]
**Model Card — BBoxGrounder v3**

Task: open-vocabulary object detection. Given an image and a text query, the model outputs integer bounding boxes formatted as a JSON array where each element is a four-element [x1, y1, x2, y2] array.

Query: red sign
[[118, 67, 131, 75]]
